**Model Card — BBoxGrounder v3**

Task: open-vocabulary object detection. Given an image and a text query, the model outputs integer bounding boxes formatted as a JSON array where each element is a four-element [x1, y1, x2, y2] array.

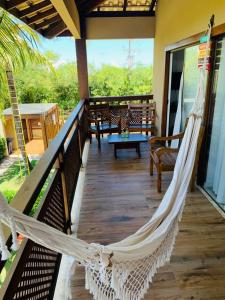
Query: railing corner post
[[58, 149, 72, 235]]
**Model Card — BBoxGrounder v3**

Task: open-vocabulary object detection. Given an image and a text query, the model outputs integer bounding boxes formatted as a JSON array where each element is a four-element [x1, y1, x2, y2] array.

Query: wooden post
[[78, 111, 83, 165], [58, 150, 71, 234], [25, 118, 31, 142], [75, 39, 89, 100], [41, 115, 48, 150]]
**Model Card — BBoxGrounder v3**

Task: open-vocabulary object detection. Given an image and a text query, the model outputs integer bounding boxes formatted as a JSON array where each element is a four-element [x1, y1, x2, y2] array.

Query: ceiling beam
[[80, 0, 106, 14], [34, 15, 61, 30], [50, 0, 80, 38], [149, 0, 156, 12], [42, 20, 67, 38], [87, 11, 154, 18], [123, 0, 127, 12], [19, 1, 52, 18], [26, 7, 56, 25], [6, 0, 27, 10]]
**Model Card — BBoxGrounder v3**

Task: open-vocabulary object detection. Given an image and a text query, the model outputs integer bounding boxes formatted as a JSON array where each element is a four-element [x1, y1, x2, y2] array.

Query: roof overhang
[[50, 0, 81, 38]]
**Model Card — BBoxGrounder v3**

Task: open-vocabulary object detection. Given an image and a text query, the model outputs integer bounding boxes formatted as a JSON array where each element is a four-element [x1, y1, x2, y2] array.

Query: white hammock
[[0, 30, 210, 300]]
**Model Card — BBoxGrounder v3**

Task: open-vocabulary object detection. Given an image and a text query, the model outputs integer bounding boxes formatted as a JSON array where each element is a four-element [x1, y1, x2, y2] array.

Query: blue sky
[[40, 37, 154, 67]]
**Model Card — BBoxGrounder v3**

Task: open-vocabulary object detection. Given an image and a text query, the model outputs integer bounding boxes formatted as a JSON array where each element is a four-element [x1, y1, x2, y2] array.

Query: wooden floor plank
[[71, 137, 225, 299]]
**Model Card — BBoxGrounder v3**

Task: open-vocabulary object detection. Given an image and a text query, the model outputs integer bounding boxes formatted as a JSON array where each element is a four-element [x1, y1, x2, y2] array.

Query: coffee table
[[108, 134, 148, 158]]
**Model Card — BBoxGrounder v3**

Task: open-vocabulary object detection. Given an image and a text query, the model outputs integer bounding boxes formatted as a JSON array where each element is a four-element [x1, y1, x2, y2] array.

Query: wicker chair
[[87, 104, 121, 149], [149, 132, 184, 192], [149, 121, 205, 193], [127, 103, 156, 135]]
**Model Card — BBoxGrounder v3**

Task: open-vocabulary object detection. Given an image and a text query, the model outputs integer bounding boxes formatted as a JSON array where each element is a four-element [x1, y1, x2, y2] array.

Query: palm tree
[[0, 9, 51, 174]]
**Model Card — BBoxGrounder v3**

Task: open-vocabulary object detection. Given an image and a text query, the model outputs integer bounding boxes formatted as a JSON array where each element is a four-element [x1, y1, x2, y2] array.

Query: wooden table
[[108, 134, 148, 158]]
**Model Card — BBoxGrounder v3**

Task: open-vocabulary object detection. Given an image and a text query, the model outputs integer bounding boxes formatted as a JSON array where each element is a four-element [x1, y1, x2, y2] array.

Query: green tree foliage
[[89, 64, 153, 97], [3, 53, 153, 111]]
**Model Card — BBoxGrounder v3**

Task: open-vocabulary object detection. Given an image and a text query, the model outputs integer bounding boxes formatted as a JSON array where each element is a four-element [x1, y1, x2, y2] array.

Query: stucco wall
[[153, 0, 225, 133]]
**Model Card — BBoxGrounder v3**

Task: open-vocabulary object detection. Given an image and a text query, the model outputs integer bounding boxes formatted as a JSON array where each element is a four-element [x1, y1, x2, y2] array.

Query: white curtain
[[171, 72, 184, 148], [205, 39, 225, 204]]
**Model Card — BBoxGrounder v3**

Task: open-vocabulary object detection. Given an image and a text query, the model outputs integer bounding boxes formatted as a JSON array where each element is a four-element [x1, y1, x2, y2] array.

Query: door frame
[[161, 22, 225, 184]]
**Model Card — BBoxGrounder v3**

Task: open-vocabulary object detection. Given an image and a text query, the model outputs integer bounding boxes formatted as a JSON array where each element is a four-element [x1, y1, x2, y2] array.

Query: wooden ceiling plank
[[80, 0, 106, 14], [50, 0, 80, 38], [19, 1, 52, 18], [34, 14, 61, 30], [26, 7, 56, 25], [42, 20, 67, 38], [6, 0, 27, 10]]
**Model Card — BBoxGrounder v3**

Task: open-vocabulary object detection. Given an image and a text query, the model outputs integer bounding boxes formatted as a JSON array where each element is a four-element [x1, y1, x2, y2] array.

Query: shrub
[[0, 137, 6, 161]]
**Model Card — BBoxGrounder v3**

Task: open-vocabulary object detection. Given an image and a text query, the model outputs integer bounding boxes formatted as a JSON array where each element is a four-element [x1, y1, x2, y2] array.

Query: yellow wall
[[153, 0, 225, 133]]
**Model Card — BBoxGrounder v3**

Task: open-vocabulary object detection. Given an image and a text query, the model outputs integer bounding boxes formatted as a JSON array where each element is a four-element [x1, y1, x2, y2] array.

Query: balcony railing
[[0, 94, 153, 299], [89, 94, 153, 105], [0, 99, 88, 299]]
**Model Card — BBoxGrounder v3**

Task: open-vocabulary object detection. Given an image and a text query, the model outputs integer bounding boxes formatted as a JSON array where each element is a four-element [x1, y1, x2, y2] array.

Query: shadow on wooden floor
[[71, 137, 225, 300]]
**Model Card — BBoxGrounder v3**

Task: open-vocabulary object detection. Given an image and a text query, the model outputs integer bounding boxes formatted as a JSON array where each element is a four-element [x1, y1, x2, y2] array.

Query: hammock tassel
[[9, 218, 19, 251], [0, 222, 11, 260]]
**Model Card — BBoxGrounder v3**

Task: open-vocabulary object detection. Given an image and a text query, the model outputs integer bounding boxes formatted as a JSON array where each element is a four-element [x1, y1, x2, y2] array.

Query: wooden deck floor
[[71, 137, 225, 300]]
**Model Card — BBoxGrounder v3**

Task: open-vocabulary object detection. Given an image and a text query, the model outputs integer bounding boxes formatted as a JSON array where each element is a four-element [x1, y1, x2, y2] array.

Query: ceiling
[[0, 0, 157, 38]]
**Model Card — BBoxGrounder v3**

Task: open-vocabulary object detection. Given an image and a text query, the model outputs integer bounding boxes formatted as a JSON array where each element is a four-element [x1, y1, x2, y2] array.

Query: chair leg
[[97, 133, 101, 150], [150, 156, 153, 176], [157, 170, 162, 193], [89, 133, 92, 144]]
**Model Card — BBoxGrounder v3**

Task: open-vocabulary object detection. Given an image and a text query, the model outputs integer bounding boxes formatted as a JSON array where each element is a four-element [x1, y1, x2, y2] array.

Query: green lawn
[[0, 160, 37, 203]]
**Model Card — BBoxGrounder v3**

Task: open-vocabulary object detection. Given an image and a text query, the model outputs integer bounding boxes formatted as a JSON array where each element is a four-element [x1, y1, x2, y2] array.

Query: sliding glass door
[[203, 37, 225, 210]]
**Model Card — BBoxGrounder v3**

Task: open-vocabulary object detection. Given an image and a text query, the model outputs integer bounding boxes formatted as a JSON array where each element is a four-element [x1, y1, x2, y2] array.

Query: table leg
[[137, 143, 141, 158]]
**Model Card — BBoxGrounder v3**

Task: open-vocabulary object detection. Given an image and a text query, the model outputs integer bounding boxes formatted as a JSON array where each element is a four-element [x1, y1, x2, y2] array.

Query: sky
[[40, 37, 154, 68]]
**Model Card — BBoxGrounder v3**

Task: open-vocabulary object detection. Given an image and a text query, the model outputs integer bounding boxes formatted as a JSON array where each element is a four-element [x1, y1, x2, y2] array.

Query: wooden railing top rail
[[3, 99, 86, 239], [89, 94, 153, 103]]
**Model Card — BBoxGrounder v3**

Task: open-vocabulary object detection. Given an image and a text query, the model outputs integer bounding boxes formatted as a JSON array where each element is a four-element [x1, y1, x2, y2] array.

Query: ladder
[[6, 68, 31, 175]]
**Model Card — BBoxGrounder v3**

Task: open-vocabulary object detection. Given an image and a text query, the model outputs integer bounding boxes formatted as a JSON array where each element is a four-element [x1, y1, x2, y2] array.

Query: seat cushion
[[90, 123, 119, 132], [129, 124, 154, 129]]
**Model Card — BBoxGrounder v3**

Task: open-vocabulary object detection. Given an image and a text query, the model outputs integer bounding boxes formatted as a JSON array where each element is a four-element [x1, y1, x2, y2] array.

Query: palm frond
[[0, 8, 53, 71]]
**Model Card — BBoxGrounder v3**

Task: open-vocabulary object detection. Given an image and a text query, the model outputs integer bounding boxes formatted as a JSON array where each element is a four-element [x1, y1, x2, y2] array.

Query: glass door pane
[[182, 45, 199, 128], [203, 37, 225, 210]]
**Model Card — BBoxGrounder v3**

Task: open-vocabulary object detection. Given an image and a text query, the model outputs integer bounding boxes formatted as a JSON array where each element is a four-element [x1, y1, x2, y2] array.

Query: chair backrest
[[88, 104, 111, 123], [128, 103, 156, 125]]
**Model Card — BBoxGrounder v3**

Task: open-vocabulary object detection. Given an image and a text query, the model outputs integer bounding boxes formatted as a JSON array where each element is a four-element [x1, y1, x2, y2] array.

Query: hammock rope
[[0, 19, 213, 300]]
